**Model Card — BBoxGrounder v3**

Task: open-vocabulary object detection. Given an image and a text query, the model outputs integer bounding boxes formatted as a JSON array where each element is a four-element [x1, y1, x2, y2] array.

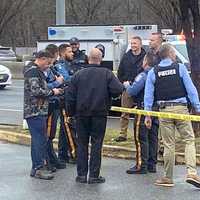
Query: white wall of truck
[[37, 24, 158, 70]]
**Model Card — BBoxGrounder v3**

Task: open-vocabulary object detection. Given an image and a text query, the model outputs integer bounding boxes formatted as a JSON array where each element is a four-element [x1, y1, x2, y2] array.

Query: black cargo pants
[[134, 114, 159, 170], [76, 116, 107, 178]]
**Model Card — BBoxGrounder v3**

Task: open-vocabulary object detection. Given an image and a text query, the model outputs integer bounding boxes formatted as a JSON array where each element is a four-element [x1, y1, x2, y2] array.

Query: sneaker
[[186, 174, 200, 188], [75, 176, 87, 183], [46, 164, 57, 173], [88, 176, 105, 184], [126, 165, 147, 174], [154, 177, 174, 187], [115, 136, 127, 142], [33, 167, 54, 180]]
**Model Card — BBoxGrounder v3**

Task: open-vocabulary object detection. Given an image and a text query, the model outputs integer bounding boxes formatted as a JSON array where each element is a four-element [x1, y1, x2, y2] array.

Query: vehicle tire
[[0, 85, 6, 89]]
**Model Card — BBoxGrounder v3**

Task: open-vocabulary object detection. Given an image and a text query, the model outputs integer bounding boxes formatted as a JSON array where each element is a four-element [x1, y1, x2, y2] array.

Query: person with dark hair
[[116, 36, 146, 142], [24, 50, 63, 180], [144, 44, 200, 188], [149, 32, 162, 65], [95, 44, 105, 58], [66, 48, 123, 184], [44, 44, 67, 171], [55, 44, 73, 80], [123, 52, 158, 174], [54, 43, 77, 164], [45, 44, 59, 61], [69, 37, 88, 74]]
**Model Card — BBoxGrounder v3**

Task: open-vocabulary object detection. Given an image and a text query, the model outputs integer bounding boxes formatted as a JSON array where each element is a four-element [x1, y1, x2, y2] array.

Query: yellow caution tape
[[112, 70, 117, 76], [111, 106, 200, 122]]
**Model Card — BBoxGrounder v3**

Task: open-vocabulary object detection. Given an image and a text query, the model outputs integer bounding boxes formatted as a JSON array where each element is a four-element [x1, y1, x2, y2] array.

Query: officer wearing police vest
[[144, 44, 200, 188]]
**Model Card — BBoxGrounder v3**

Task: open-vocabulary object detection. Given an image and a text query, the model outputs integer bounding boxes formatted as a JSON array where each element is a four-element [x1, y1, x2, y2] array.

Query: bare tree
[[144, 0, 182, 32], [0, 0, 30, 36], [179, 0, 200, 135], [0, 0, 55, 47]]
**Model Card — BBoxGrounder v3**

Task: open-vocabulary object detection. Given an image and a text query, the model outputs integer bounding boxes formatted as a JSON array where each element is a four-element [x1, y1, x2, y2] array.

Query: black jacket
[[117, 48, 146, 83], [70, 50, 88, 75], [66, 64, 124, 116]]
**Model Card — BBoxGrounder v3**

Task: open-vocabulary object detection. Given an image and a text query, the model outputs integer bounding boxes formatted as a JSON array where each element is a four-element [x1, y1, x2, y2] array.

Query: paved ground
[[0, 80, 23, 125], [1, 141, 200, 200]]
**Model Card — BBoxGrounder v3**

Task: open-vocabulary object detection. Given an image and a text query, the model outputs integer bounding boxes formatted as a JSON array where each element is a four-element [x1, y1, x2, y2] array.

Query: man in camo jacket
[[24, 50, 62, 180]]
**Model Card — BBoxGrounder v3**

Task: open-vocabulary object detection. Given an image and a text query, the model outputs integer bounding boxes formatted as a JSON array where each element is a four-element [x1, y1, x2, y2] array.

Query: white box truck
[[37, 24, 158, 70]]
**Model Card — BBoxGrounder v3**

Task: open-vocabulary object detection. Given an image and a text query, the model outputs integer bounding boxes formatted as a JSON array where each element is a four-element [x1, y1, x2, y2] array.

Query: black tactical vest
[[154, 63, 187, 101]]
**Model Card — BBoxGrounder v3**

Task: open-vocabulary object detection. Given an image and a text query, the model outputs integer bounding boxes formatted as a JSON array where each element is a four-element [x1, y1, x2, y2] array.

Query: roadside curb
[[1, 129, 200, 165]]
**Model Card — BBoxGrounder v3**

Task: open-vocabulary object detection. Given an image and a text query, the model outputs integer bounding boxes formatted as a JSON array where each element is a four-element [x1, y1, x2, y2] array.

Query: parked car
[[0, 46, 16, 61], [0, 65, 12, 89]]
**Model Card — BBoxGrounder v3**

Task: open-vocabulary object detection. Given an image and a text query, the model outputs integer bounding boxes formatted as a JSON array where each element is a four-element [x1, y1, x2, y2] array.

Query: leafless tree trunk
[[0, 0, 30, 36], [144, 0, 182, 32], [179, 0, 200, 136]]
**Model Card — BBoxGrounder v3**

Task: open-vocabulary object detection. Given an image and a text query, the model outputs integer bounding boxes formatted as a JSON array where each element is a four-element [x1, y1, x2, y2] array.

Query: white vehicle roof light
[[113, 26, 124, 32]]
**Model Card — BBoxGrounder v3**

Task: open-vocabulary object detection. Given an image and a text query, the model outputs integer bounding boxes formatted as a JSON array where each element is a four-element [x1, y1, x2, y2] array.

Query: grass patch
[[13, 125, 200, 154]]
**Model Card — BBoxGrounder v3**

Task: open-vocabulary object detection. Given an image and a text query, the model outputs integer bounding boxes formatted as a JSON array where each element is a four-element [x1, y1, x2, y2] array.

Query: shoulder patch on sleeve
[[135, 73, 144, 82]]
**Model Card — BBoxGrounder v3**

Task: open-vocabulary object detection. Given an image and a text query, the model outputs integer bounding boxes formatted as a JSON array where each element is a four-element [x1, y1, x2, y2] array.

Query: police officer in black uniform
[[66, 48, 123, 184], [69, 37, 88, 75]]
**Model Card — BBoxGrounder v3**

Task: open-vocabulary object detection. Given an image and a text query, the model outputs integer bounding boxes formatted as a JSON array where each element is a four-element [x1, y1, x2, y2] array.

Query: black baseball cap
[[35, 50, 54, 59], [69, 37, 79, 45]]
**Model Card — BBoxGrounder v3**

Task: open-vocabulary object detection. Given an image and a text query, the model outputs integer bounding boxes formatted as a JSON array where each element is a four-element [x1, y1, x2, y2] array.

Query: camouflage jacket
[[24, 65, 53, 119]]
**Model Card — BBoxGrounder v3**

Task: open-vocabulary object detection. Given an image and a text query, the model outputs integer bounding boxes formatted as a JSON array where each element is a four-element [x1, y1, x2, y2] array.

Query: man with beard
[[69, 37, 88, 74], [54, 44, 77, 164]]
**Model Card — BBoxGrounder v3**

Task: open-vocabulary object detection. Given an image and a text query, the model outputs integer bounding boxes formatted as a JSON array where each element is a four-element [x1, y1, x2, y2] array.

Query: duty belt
[[159, 102, 188, 109]]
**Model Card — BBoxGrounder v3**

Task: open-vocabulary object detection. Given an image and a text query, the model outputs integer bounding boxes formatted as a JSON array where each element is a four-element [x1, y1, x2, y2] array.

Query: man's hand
[[123, 81, 130, 88], [56, 75, 64, 84], [145, 116, 152, 129], [52, 88, 63, 95]]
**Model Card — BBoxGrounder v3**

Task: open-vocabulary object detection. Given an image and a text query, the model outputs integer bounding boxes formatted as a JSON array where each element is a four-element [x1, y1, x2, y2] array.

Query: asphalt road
[[0, 142, 200, 200], [0, 80, 24, 125], [0, 79, 133, 130]]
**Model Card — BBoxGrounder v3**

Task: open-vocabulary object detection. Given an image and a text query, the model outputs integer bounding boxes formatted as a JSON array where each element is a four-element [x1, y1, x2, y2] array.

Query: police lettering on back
[[157, 69, 176, 77]]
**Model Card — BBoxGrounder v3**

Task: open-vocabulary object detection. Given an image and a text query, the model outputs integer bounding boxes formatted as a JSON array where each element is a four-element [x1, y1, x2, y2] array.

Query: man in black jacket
[[116, 36, 146, 142], [66, 48, 123, 184], [69, 37, 88, 74]]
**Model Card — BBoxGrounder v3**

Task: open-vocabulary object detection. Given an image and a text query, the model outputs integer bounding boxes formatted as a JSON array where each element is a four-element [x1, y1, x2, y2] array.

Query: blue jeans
[[26, 116, 48, 169]]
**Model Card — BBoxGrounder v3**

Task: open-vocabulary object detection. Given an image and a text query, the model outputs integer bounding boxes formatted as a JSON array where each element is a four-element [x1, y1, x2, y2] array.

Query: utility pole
[[56, 0, 66, 25], [137, 1, 142, 24]]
